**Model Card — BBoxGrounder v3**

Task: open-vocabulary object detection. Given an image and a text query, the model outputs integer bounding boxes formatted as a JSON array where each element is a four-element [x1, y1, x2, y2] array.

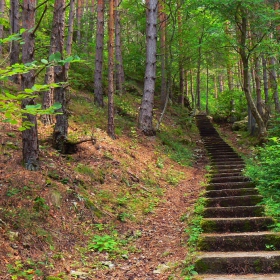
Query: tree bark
[[93, 0, 105, 107], [262, 55, 269, 106], [239, 12, 267, 142], [65, 0, 75, 74], [9, 0, 20, 83], [254, 55, 263, 117], [159, 0, 167, 108], [138, 0, 158, 136], [107, 0, 115, 139], [21, 0, 39, 171], [178, 3, 185, 106], [115, 0, 125, 95], [52, 0, 68, 153], [269, 56, 280, 113], [0, 0, 4, 57], [196, 36, 202, 110]]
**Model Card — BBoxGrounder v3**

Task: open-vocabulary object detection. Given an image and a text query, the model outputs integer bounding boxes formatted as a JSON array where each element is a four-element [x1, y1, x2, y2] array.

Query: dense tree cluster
[[1, 0, 280, 169]]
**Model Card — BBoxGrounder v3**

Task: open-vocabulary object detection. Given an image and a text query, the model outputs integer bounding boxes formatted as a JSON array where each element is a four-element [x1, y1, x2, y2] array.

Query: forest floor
[[0, 91, 251, 279]]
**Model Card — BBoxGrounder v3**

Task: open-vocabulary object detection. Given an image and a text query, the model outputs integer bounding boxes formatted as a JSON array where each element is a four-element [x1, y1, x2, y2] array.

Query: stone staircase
[[194, 115, 280, 279]]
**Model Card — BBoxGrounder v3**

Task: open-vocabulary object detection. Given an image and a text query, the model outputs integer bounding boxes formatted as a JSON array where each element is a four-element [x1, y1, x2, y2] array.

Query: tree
[[115, 0, 125, 95], [21, 0, 39, 171], [138, 0, 158, 136], [93, 0, 105, 107], [10, 0, 20, 83], [0, 0, 6, 57], [107, 0, 116, 139], [52, 0, 68, 153]]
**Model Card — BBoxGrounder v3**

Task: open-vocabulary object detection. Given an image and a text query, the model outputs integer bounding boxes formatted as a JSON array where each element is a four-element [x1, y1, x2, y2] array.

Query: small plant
[[265, 244, 276, 251], [88, 235, 118, 253], [33, 196, 50, 212], [156, 157, 164, 169], [7, 259, 44, 280]]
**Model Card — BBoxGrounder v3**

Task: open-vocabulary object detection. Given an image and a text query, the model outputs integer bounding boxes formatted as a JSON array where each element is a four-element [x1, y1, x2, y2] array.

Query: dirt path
[[92, 158, 206, 279]]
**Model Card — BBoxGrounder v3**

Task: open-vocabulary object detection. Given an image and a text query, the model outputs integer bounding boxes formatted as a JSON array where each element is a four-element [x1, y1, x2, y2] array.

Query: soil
[[0, 110, 210, 279]]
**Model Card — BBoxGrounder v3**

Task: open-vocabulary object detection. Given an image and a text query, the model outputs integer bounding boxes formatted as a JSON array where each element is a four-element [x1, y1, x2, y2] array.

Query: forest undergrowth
[[0, 88, 207, 279]]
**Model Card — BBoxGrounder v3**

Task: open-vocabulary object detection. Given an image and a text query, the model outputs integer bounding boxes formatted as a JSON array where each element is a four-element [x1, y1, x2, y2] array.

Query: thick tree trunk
[[107, 0, 115, 139], [52, 0, 68, 153], [10, 0, 20, 83], [115, 0, 125, 95], [93, 0, 105, 107], [138, 0, 158, 136], [21, 0, 39, 171]]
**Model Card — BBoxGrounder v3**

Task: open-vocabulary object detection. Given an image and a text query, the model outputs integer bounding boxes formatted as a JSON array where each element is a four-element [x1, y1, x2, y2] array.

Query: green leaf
[[41, 59, 48, 64]]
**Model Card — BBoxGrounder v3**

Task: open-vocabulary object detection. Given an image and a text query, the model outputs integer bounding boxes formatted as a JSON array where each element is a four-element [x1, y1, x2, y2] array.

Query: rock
[[101, 261, 115, 269], [153, 264, 170, 274], [232, 117, 248, 131], [70, 270, 89, 279], [7, 231, 19, 241]]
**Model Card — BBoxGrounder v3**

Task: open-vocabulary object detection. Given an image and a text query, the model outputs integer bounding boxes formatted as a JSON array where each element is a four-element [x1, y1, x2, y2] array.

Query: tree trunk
[[196, 37, 202, 110], [239, 14, 267, 142], [10, 0, 20, 83], [254, 55, 263, 117], [52, 0, 68, 153], [21, 0, 39, 171], [76, 0, 83, 45], [227, 64, 234, 91], [206, 63, 209, 114], [218, 74, 224, 93], [115, 0, 125, 95], [93, 0, 105, 107], [0, 0, 4, 57], [262, 55, 269, 106], [159, 0, 167, 108], [138, 0, 158, 136], [65, 0, 75, 74], [107, 0, 115, 139], [269, 56, 280, 113]]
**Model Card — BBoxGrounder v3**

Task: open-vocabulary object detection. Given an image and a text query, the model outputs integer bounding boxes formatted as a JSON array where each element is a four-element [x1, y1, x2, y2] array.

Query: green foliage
[[7, 259, 44, 280], [245, 137, 280, 229], [88, 235, 118, 253], [158, 131, 193, 167]]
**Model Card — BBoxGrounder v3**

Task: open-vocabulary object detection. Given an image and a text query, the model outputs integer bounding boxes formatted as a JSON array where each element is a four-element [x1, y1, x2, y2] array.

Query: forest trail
[[194, 115, 280, 280]]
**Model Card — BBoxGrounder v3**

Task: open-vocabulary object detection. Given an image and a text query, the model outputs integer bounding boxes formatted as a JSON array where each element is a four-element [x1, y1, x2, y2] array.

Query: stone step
[[210, 172, 242, 178], [195, 251, 280, 274], [210, 176, 249, 184], [210, 158, 244, 164], [205, 195, 263, 207], [203, 205, 264, 218], [206, 181, 255, 191], [198, 232, 280, 252], [205, 188, 259, 198], [195, 274, 280, 279], [213, 163, 245, 169], [209, 168, 244, 175], [201, 217, 274, 233]]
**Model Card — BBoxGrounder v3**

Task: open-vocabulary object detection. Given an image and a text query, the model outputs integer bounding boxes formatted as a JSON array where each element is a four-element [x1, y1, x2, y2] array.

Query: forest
[[1, 0, 280, 279]]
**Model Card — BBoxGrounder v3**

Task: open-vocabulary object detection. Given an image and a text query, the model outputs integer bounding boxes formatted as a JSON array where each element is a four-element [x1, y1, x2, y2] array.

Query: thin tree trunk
[[269, 56, 280, 113], [190, 68, 194, 108], [239, 14, 267, 142], [214, 74, 218, 98], [138, 0, 158, 136], [115, 0, 125, 95], [196, 37, 202, 110], [10, 0, 20, 83], [21, 0, 39, 171], [227, 64, 234, 91], [0, 0, 4, 57], [218, 74, 224, 93], [159, 0, 167, 108], [206, 63, 209, 114], [76, 0, 83, 45], [65, 0, 75, 74], [254, 55, 263, 117], [107, 0, 115, 139], [93, 0, 105, 107], [52, 0, 68, 153], [262, 55, 269, 106]]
